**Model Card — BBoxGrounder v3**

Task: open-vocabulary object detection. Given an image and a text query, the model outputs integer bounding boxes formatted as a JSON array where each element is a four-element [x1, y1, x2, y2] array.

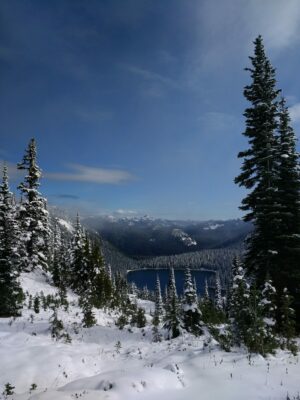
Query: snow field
[[0, 271, 299, 400]]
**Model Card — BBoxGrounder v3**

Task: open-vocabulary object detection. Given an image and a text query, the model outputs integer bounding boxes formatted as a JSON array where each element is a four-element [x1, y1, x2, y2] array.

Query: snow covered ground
[[0, 271, 299, 400]]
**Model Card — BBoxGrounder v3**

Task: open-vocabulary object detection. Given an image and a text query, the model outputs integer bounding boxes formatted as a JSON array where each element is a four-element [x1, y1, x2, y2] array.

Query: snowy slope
[[0, 272, 299, 400]]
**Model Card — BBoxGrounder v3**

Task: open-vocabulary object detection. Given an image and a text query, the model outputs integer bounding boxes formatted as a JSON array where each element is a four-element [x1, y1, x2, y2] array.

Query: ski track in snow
[[0, 271, 299, 400]]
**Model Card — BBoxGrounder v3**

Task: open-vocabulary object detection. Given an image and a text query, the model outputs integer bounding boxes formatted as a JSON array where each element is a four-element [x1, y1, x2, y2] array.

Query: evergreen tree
[[229, 262, 250, 345], [257, 278, 278, 353], [135, 307, 146, 328], [17, 138, 51, 271], [70, 214, 86, 293], [51, 219, 62, 287], [244, 284, 267, 354], [90, 240, 112, 308], [152, 275, 163, 341], [214, 273, 223, 311], [153, 275, 164, 325], [33, 295, 40, 314], [235, 36, 281, 284], [164, 268, 181, 339], [182, 267, 202, 335], [276, 97, 300, 324], [204, 279, 209, 301], [0, 165, 23, 317], [80, 293, 96, 328], [279, 288, 297, 353]]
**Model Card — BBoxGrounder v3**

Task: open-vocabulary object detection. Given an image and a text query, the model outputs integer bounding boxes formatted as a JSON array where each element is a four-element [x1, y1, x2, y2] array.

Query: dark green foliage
[[135, 307, 146, 328], [164, 268, 182, 339], [80, 294, 96, 328], [70, 215, 87, 294], [115, 314, 128, 330], [244, 285, 276, 356], [33, 296, 40, 314], [209, 326, 232, 352], [3, 383, 15, 397], [275, 98, 300, 326], [279, 288, 298, 354], [50, 307, 71, 343], [29, 383, 37, 393], [90, 242, 113, 309], [235, 36, 300, 330], [229, 265, 278, 355], [0, 165, 23, 317], [235, 35, 281, 284]]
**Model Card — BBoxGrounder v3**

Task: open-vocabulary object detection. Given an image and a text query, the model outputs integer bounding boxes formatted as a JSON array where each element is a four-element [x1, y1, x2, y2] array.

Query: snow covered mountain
[[84, 216, 252, 257]]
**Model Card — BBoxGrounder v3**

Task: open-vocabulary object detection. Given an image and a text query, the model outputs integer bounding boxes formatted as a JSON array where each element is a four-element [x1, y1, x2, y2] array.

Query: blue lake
[[127, 268, 216, 296]]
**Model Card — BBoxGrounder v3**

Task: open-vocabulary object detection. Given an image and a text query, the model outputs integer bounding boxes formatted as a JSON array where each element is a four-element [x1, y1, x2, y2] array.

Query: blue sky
[[1, 0, 300, 220]]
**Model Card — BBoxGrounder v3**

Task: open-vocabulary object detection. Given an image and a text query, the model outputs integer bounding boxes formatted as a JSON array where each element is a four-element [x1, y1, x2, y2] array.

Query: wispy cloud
[[289, 103, 300, 124], [45, 164, 136, 184], [123, 64, 180, 89]]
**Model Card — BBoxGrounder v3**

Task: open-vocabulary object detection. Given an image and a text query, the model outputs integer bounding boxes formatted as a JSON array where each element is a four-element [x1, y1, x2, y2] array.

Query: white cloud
[[115, 209, 137, 215], [185, 0, 300, 86], [45, 164, 135, 184], [289, 103, 300, 123]]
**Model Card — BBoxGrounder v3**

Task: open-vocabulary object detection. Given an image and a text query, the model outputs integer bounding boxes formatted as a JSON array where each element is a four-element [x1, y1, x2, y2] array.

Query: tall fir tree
[[152, 275, 164, 341], [182, 267, 202, 336], [276, 97, 300, 324], [0, 165, 23, 317], [17, 138, 51, 271], [235, 35, 281, 284], [279, 288, 297, 353], [51, 219, 62, 287], [228, 262, 250, 345], [70, 214, 86, 293], [153, 275, 164, 325], [164, 268, 181, 339], [214, 273, 223, 311]]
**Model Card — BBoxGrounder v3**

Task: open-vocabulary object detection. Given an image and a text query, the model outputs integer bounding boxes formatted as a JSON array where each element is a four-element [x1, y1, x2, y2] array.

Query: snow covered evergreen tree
[[279, 288, 297, 353], [51, 219, 62, 288], [17, 138, 51, 272], [276, 97, 300, 325], [153, 275, 164, 325], [81, 293, 96, 328], [229, 262, 250, 345], [70, 214, 86, 294], [235, 36, 281, 284], [182, 267, 202, 335], [214, 273, 223, 311], [90, 240, 113, 309], [257, 278, 278, 353], [152, 275, 163, 341], [0, 165, 23, 317], [164, 268, 181, 339]]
